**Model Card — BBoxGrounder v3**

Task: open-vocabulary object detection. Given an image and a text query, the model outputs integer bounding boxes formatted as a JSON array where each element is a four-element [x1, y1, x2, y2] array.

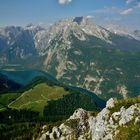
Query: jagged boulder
[[106, 98, 117, 109], [119, 104, 140, 126]]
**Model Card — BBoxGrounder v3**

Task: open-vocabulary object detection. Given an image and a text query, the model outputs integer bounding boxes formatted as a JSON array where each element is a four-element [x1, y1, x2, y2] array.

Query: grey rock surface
[[39, 98, 140, 140]]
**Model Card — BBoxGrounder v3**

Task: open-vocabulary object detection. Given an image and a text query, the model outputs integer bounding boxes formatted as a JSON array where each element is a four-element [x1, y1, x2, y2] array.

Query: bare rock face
[[90, 102, 140, 140], [119, 104, 140, 126], [39, 109, 91, 140], [106, 98, 117, 109], [38, 98, 140, 140]]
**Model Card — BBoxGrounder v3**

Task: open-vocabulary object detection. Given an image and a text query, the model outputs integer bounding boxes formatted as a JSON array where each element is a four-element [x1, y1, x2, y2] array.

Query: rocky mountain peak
[[106, 23, 130, 35], [73, 16, 84, 24], [34, 16, 112, 55], [72, 16, 93, 25], [38, 97, 140, 140], [0, 26, 22, 37], [51, 16, 108, 37]]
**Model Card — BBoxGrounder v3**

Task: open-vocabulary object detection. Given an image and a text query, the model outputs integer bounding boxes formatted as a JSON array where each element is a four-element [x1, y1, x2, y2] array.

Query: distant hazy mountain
[[133, 30, 140, 40], [105, 23, 132, 36], [0, 17, 140, 99], [0, 25, 44, 65], [106, 23, 140, 41]]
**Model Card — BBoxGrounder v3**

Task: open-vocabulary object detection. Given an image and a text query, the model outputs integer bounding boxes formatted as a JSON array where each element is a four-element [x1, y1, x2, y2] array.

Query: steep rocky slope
[[0, 25, 44, 65], [38, 97, 140, 140], [0, 17, 140, 99], [37, 17, 140, 99], [34, 17, 140, 100]]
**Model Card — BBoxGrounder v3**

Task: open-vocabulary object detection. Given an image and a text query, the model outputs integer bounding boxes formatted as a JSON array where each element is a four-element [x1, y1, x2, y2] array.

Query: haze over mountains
[[0, 17, 140, 100], [0, 17, 140, 64]]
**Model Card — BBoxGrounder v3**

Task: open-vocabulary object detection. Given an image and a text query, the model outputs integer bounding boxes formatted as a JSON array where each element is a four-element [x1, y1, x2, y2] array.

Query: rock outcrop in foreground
[[38, 97, 140, 140]]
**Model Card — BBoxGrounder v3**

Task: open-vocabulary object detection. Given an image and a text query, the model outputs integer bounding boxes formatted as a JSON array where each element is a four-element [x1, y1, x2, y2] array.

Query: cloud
[[86, 15, 94, 19], [121, 1, 140, 15], [120, 8, 133, 15], [135, 2, 140, 8], [89, 7, 121, 14], [89, 1, 140, 17], [58, 0, 72, 5], [126, 0, 136, 4]]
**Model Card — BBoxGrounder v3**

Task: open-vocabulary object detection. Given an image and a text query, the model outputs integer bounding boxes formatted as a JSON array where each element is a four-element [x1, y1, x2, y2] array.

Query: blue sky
[[0, 0, 140, 29]]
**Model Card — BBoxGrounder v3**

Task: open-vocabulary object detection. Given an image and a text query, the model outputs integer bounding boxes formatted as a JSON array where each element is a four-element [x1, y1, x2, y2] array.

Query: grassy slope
[[0, 93, 21, 110], [0, 75, 105, 120], [8, 83, 70, 116], [115, 122, 140, 140], [109, 96, 140, 113]]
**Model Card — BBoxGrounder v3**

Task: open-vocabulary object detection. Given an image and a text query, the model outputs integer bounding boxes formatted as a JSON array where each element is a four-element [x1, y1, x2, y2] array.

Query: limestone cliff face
[[38, 97, 140, 140]]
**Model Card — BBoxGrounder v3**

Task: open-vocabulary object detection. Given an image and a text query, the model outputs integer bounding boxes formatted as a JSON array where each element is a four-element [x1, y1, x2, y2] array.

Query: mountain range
[[0, 16, 140, 140], [0, 17, 140, 100]]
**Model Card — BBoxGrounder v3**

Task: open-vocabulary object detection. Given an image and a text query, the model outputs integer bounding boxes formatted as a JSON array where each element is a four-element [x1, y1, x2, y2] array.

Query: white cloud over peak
[[121, 1, 140, 15], [120, 8, 133, 15], [126, 0, 135, 4], [125, 0, 140, 9], [89, 7, 121, 14], [58, 0, 72, 5]]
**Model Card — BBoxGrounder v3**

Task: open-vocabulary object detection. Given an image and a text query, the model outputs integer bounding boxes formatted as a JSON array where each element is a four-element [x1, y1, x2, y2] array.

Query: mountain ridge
[[38, 96, 140, 140], [0, 17, 140, 99]]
